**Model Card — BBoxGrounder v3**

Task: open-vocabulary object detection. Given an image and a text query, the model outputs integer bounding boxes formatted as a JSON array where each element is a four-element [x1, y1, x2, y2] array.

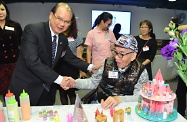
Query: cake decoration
[[110, 106, 115, 117], [66, 113, 73, 122], [95, 108, 100, 118], [125, 107, 131, 115], [96, 114, 107, 122], [113, 109, 124, 122]]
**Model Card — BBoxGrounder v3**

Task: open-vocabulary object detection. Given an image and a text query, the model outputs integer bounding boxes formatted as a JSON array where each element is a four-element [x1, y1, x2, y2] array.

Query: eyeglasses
[[111, 49, 134, 59], [53, 14, 71, 25]]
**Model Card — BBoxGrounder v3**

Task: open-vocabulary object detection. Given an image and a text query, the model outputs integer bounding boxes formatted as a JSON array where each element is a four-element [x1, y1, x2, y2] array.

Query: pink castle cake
[[135, 69, 178, 121]]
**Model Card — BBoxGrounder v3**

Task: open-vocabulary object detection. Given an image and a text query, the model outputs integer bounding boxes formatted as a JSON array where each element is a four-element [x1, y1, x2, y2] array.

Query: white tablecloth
[[3, 102, 186, 122]]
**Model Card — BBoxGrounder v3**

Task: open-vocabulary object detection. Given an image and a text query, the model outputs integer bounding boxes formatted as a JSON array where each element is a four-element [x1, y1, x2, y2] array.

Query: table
[[3, 102, 186, 122]]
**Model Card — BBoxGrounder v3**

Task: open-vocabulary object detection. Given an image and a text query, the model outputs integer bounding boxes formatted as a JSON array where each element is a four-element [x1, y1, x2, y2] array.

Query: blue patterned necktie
[[52, 35, 57, 65]]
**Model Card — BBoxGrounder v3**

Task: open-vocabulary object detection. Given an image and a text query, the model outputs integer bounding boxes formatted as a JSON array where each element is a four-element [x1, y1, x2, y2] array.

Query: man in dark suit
[[9, 3, 97, 106]]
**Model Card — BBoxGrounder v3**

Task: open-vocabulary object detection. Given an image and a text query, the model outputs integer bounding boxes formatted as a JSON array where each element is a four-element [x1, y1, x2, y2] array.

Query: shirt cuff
[[87, 64, 93, 71], [54, 75, 63, 85]]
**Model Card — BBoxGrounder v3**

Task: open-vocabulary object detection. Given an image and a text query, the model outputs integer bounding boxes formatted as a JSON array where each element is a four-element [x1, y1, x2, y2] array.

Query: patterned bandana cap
[[114, 34, 138, 52]]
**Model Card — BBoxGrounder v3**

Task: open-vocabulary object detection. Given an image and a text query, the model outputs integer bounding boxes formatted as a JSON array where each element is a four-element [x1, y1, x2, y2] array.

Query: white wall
[[7, 2, 187, 39]]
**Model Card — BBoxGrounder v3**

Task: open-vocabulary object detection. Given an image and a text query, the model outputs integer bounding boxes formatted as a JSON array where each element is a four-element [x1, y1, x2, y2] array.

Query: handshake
[[60, 76, 76, 90], [59, 63, 104, 90]]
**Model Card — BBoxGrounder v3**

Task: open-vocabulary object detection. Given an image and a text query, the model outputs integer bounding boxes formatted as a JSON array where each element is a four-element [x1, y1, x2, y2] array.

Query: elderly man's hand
[[60, 76, 75, 90], [101, 96, 122, 110]]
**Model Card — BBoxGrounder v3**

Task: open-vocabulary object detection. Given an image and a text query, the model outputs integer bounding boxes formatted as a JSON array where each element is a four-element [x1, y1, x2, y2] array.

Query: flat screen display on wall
[[92, 10, 131, 34]]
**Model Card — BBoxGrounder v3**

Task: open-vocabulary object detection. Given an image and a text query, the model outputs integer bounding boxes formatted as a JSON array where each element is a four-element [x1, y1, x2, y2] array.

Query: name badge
[[5, 26, 14, 31], [68, 37, 75, 42], [104, 33, 110, 39], [143, 46, 149, 51], [108, 71, 118, 79]]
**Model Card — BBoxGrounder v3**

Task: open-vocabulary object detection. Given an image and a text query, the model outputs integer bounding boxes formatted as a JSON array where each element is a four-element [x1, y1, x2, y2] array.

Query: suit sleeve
[[62, 46, 90, 73], [21, 24, 58, 85]]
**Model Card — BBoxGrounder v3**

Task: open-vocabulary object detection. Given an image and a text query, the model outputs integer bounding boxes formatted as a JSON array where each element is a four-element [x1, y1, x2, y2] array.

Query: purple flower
[[161, 44, 177, 60], [182, 56, 186, 63], [182, 28, 187, 35], [169, 39, 179, 48]]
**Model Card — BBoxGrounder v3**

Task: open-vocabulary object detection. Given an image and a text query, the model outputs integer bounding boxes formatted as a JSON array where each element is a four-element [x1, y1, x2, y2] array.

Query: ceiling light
[[169, 0, 176, 1]]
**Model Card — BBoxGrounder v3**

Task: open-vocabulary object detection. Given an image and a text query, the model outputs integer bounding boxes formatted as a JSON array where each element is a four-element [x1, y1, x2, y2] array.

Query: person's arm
[[84, 31, 93, 64], [111, 31, 117, 42], [178, 24, 187, 31], [101, 69, 149, 109], [76, 32, 84, 60], [142, 59, 151, 66], [76, 45, 87, 78], [76, 45, 83, 59], [14, 21, 23, 46], [101, 69, 148, 109], [169, 18, 187, 31], [120, 69, 149, 102], [21, 24, 59, 85], [86, 46, 92, 63], [63, 46, 90, 73], [143, 39, 157, 65], [75, 66, 104, 89]]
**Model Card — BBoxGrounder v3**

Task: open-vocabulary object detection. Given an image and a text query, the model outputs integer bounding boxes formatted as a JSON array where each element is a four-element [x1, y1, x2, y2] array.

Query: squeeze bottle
[[0, 100, 5, 122], [20, 89, 31, 120], [5, 90, 15, 107], [7, 97, 20, 122]]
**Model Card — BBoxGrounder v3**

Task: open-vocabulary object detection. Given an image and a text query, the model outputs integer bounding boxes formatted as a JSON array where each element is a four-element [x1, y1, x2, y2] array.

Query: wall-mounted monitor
[[92, 10, 131, 34]]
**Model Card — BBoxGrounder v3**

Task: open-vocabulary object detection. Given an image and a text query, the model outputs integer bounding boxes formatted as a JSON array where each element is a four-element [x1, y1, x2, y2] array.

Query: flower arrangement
[[161, 23, 187, 86]]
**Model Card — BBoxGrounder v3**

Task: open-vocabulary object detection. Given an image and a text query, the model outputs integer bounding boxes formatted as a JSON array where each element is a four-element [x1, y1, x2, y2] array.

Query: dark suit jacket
[[9, 21, 89, 105]]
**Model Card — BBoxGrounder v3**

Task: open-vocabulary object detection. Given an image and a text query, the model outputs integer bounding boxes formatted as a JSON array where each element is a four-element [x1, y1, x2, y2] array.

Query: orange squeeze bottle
[[19, 89, 31, 120]]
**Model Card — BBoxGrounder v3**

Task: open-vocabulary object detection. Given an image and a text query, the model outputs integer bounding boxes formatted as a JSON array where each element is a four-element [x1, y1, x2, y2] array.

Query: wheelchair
[[81, 89, 97, 104]]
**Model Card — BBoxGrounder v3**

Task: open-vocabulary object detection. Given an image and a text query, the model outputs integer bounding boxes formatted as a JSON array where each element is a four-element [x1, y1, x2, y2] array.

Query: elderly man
[[73, 34, 149, 109]]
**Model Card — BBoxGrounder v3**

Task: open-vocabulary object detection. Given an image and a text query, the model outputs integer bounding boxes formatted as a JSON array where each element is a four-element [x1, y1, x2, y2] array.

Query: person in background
[[164, 18, 187, 117], [56, 13, 85, 105], [176, 77, 187, 117], [0, 0, 22, 96], [84, 12, 116, 70], [113, 23, 122, 40], [8, 2, 100, 106], [70, 34, 149, 110], [135, 20, 157, 80]]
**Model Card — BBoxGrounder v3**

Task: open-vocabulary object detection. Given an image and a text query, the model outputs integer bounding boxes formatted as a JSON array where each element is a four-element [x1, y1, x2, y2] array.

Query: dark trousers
[[37, 84, 56, 106], [56, 85, 76, 105], [176, 77, 187, 117], [56, 59, 79, 105]]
